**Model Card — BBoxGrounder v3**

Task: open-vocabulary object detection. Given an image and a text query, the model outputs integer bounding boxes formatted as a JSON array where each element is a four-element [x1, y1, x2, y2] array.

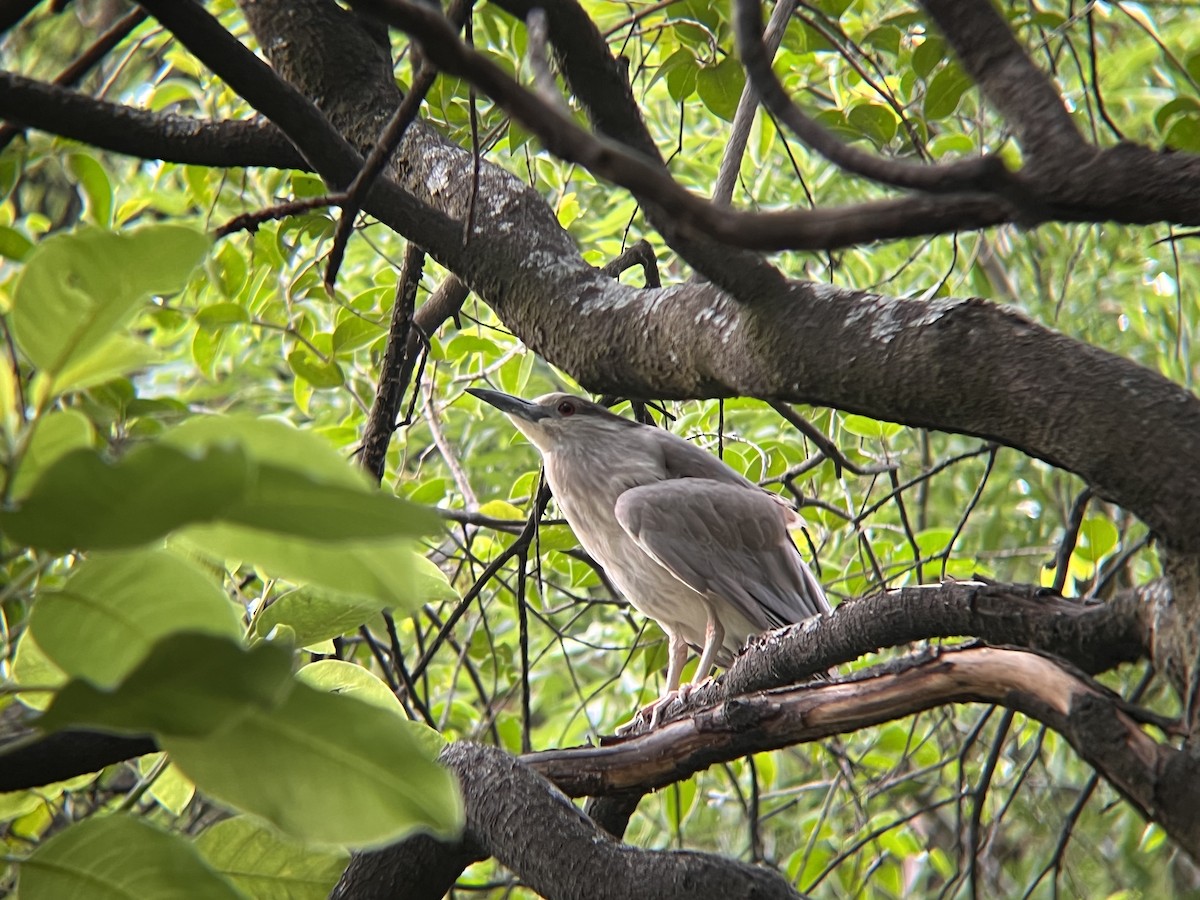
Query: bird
[[468, 388, 831, 725]]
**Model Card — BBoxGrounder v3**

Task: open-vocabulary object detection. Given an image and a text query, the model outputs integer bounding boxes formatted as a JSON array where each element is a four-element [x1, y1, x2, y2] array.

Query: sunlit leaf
[[38, 634, 294, 737], [0, 443, 249, 552], [30, 549, 242, 687], [19, 815, 245, 900], [195, 817, 348, 900], [11, 225, 209, 375], [163, 682, 463, 846]]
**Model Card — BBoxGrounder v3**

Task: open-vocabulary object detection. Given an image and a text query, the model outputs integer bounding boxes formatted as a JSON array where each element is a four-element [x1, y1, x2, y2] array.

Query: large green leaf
[[19, 814, 246, 900], [177, 524, 422, 609], [163, 682, 463, 847], [251, 554, 457, 646], [252, 590, 387, 647], [38, 634, 294, 738], [162, 415, 365, 488], [0, 443, 249, 553], [30, 549, 242, 687], [194, 817, 348, 900], [8, 408, 95, 500], [11, 225, 209, 375], [223, 463, 430, 541]]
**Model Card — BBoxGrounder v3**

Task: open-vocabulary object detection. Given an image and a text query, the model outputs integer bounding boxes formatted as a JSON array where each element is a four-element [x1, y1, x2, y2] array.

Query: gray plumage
[[468, 389, 830, 709]]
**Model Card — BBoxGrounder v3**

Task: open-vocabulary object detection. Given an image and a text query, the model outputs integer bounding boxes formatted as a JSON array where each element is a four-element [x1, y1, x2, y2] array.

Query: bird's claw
[[616, 678, 715, 735]]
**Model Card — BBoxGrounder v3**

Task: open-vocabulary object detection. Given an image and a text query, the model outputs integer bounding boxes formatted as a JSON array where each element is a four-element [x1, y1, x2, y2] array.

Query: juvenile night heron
[[469, 389, 830, 722]]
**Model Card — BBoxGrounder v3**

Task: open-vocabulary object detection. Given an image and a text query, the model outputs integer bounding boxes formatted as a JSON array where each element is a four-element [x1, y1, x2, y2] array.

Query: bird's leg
[[691, 611, 724, 686], [617, 632, 690, 734], [664, 630, 689, 694], [667, 611, 723, 710]]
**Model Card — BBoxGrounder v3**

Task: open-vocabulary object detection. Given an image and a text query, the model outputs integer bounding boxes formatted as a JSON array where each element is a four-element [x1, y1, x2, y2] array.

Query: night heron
[[468, 389, 830, 723]]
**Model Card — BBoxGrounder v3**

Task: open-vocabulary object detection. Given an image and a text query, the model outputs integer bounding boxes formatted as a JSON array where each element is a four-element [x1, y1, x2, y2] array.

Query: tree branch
[[523, 645, 1200, 860], [0, 70, 309, 169], [733, 0, 1021, 198], [335, 742, 804, 900], [919, 0, 1086, 161]]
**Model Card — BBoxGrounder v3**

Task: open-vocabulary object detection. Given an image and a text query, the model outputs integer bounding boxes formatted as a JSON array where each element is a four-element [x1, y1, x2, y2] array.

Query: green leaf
[[196, 303, 251, 329], [139, 753, 196, 815], [162, 416, 365, 489], [0, 443, 249, 553], [221, 463, 430, 542], [1078, 515, 1119, 563], [194, 817, 348, 900], [47, 333, 159, 397], [410, 555, 459, 604], [287, 347, 344, 388], [163, 682, 464, 847], [1164, 114, 1200, 153], [332, 315, 384, 353], [19, 814, 246, 900], [443, 333, 500, 361], [30, 549, 242, 687], [38, 634, 294, 738], [66, 154, 114, 228], [1153, 96, 1200, 133], [297, 659, 406, 715], [0, 225, 33, 261], [840, 414, 903, 439], [697, 55, 746, 123], [8, 409, 95, 500], [177, 525, 424, 609], [912, 35, 945, 78], [10, 630, 66, 711], [847, 103, 897, 145], [11, 225, 209, 375], [252, 554, 453, 645], [252, 591, 386, 646], [924, 63, 973, 120]]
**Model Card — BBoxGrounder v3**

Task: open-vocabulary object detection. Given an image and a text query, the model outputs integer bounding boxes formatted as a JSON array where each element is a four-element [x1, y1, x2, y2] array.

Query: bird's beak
[[467, 388, 550, 422]]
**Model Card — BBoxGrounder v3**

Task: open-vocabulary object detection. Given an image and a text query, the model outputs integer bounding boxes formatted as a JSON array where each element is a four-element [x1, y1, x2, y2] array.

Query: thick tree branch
[[716, 580, 1150, 700], [349, 644, 1198, 894], [0, 581, 1148, 793], [523, 645, 1200, 861], [0, 7, 149, 152], [489, 0, 785, 295], [0, 70, 309, 169], [917, 0, 1200, 225], [334, 743, 804, 900], [347, 0, 1021, 260]]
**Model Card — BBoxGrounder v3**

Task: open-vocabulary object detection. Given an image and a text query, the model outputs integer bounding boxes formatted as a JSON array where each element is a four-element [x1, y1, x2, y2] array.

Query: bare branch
[[0, 71, 308, 169], [734, 0, 1022, 198], [337, 743, 805, 900], [525, 645, 1200, 859]]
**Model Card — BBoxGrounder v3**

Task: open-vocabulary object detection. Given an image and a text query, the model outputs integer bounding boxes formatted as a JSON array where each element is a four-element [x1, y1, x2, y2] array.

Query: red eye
[[557, 400, 576, 416]]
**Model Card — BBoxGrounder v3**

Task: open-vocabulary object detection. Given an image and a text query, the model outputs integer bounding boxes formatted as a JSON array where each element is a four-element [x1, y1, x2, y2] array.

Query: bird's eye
[[557, 400, 576, 417]]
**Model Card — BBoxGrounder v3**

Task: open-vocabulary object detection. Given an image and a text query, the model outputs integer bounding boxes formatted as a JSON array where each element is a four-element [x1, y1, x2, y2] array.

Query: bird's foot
[[616, 678, 716, 735]]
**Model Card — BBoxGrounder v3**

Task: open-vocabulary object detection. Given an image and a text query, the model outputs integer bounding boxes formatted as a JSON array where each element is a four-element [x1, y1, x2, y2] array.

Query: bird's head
[[468, 388, 637, 454]]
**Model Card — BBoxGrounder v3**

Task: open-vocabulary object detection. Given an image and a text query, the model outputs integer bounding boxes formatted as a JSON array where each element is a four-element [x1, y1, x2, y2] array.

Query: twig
[[769, 401, 897, 478], [599, 238, 660, 287], [0, 7, 148, 152], [1050, 487, 1093, 594]]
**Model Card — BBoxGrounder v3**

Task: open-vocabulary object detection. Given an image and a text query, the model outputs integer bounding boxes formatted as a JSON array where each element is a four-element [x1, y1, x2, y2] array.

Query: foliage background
[[1, 0, 1198, 896]]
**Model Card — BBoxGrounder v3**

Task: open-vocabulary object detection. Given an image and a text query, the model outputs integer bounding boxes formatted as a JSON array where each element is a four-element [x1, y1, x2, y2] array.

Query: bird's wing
[[614, 479, 830, 629], [659, 431, 755, 486]]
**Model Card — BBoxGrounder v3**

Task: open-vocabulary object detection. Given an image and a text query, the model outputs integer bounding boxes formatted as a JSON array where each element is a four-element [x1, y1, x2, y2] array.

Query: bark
[[333, 743, 804, 900], [340, 646, 1200, 896]]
